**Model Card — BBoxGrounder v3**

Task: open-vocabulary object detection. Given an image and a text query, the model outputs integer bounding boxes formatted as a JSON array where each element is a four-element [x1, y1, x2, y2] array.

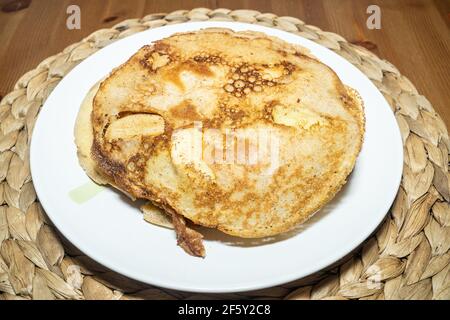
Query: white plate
[[30, 22, 403, 293]]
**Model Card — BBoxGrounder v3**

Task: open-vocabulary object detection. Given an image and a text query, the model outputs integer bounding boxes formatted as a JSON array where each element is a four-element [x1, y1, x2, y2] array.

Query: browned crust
[[171, 212, 205, 257]]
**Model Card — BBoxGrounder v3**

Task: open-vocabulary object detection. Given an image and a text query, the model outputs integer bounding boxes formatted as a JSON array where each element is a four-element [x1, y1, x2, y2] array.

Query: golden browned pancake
[[86, 28, 365, 238]]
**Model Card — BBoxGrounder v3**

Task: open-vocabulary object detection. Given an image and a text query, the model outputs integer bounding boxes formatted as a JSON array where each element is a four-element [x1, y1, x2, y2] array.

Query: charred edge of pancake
[[91, 139, 128, 189], [92, 138, 152, 200], [93, 132, 206, 257], [92, 132, 182, 212], [171, 212, 206, 258]]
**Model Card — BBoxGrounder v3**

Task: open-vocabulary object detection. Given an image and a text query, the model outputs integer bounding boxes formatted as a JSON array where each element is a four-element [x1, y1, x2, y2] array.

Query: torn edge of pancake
[[171, 212, 205, 258]]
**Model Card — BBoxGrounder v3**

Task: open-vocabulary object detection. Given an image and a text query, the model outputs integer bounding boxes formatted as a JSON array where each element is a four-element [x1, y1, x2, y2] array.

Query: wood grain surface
[[0, 0, 449, 126]]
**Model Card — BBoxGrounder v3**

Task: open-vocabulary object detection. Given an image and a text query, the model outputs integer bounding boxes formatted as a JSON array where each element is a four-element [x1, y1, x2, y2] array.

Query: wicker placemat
[[0, 8, 448, 300]]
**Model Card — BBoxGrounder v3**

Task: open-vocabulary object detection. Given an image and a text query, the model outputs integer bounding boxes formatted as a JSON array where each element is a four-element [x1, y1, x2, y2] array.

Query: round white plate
[[30, 21, 403, 293]]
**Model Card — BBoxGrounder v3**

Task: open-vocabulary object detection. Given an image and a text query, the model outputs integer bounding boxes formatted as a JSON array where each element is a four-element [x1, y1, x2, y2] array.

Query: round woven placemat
[[0, 8, 449, 300]]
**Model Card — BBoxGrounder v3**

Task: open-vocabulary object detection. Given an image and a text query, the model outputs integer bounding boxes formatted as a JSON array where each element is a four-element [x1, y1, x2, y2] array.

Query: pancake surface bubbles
[[90, 28, 365, 238]]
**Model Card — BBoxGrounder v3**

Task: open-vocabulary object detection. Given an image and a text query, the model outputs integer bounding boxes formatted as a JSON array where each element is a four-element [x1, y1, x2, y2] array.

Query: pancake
[[75, 82, 109, 186], [83, 28, 364, 240]]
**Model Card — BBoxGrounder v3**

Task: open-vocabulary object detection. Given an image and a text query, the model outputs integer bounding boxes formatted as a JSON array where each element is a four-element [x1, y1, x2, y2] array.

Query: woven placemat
[[0, 8, 449, 300]]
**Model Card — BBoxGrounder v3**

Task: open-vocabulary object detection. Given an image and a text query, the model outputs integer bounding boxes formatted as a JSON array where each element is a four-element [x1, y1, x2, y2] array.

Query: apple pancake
[[81, 28, 364, 242]]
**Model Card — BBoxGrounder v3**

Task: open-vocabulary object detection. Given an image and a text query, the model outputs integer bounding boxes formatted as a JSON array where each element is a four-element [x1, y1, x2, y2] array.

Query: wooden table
[[1, 0, 449, 127]]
